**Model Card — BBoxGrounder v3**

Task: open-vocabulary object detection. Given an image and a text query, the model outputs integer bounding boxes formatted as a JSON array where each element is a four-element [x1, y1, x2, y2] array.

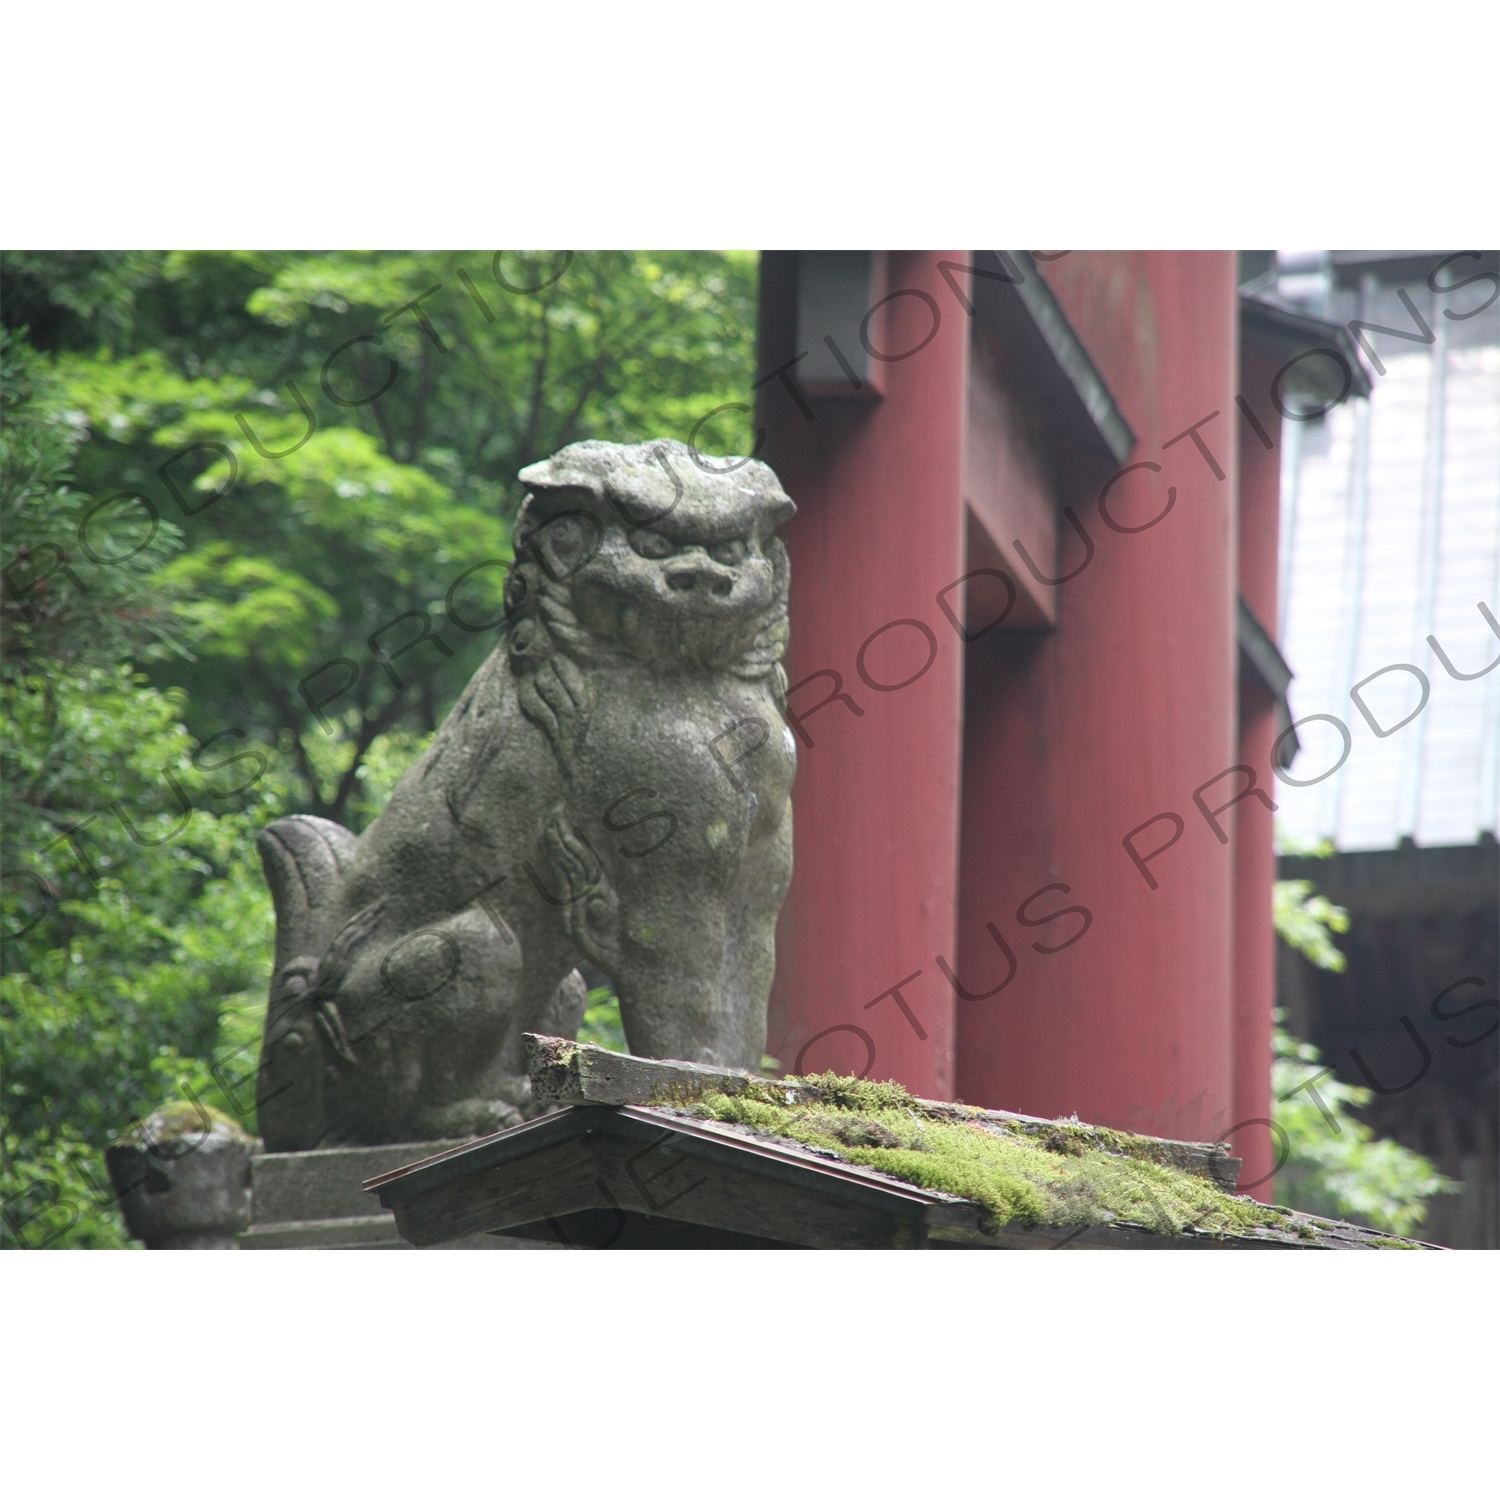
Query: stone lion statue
[[254, 439, 797, 1151]]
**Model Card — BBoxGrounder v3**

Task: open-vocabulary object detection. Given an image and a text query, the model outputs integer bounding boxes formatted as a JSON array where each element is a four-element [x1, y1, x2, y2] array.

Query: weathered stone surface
[[255, 439, 797, 1151], [240, 1141, 549, 1249], [106, 1103, 256, 1249]]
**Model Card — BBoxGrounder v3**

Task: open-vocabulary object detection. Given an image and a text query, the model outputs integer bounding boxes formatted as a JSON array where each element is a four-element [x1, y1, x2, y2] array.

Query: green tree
[[0, 330, 290, 1247], [0, 327, 181, 680], [31, 250, 758, 820], [1, 250, 760, 1245], [1, 666, 291, 1247], [1270, 848, 1457, 1236], [1272, 1025, 1456, 1238]]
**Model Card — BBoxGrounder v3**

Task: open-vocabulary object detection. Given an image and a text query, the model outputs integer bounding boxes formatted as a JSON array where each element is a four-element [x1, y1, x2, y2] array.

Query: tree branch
[[520, 301, 553, 469], [327, 685, 412, 824]]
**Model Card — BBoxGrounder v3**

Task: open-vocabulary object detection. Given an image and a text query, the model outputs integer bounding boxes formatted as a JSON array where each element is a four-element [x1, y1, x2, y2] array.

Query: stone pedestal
[[239, 1141, 552, 1249], [106, 1104, 256, 1249]]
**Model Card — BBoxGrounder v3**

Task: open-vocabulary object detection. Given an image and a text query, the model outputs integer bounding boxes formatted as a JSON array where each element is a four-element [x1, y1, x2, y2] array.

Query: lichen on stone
[[116, 1100, 253, 1147], [667, 1071, 1287, 1239]]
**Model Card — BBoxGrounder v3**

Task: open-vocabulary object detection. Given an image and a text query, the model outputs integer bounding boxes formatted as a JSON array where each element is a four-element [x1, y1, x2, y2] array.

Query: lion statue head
[[502, 439, 795, 684]]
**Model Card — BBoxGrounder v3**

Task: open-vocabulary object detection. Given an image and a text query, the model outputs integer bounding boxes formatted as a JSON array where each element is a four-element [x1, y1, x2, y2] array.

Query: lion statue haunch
[[254, 439, 797, 1151]]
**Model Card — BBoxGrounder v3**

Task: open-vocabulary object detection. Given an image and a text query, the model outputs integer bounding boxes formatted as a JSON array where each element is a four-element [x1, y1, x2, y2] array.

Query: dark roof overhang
[[1240, 293, 1373, 402], [970, 250, 1136, 465]]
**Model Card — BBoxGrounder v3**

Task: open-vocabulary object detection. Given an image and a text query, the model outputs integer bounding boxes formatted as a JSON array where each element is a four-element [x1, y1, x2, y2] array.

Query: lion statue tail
[[254, 815, 360, 1151], [257, 815, 358, 976]]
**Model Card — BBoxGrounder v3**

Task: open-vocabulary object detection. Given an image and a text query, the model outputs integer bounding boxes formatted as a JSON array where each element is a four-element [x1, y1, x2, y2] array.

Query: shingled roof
[[363, 1038, 1438, 1250]]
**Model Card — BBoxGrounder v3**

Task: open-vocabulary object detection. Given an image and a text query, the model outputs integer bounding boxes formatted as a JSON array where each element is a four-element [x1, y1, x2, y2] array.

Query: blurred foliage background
[[0, 250, 1452, 1247], [1, 251, 755, 1246], [1271, 857, 1457, 1236]]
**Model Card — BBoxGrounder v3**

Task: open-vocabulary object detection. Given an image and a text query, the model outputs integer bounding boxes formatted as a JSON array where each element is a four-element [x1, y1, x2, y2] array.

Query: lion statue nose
[[665, 559, 735, 597]]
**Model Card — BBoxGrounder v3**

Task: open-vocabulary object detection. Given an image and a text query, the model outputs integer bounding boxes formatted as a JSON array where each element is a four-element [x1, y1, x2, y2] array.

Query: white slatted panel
[[1276, 307, 1500, 852]]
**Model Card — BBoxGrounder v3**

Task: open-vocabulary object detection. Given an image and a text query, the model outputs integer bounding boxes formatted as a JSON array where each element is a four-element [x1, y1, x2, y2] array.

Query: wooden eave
[[366, 1102, 981, 1250]]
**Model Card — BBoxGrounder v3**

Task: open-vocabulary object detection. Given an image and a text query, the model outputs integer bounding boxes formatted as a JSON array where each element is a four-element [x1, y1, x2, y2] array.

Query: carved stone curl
[[255, 439, 797, 1151]]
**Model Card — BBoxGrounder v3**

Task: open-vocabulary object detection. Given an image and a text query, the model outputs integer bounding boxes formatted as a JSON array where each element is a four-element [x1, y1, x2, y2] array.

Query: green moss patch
[[117, 1100, 251, 1146], [664, 1072, 1285, 1239]]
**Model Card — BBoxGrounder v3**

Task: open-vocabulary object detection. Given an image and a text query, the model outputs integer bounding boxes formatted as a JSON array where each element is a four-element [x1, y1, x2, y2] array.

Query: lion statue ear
[[516, 454, 597, 496], [764, 494, 796, 532]]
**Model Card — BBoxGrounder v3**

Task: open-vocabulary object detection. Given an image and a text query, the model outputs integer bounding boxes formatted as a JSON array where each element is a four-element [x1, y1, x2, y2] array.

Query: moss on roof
[[662, 1072, 1287, 1239]]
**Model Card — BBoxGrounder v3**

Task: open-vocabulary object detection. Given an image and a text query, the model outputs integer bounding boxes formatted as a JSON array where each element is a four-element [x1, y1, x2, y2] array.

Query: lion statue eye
[[708, 536, 749, 566], [628, 528, 676, 559]]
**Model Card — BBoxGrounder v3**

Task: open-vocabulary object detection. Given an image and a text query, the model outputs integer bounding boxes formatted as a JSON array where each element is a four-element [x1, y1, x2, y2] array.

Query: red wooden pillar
[[1232, 344, 1286, 1199], [759, 250, 1252, 1155], [757, 251, 969, 1100], [954, 253, 1240, 1140]]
